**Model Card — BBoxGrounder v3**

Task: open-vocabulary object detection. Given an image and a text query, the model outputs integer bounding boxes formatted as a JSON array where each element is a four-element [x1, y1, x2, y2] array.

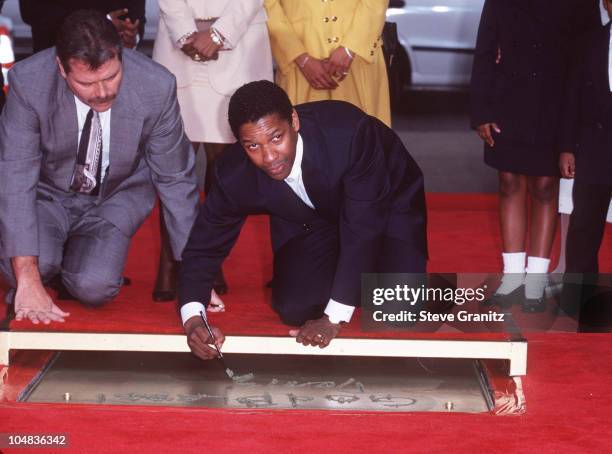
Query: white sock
[[496, 252, 526, 295], [525, 256, 550, 299]]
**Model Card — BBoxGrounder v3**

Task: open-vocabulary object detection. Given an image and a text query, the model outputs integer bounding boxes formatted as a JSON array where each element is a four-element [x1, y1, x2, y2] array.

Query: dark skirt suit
[[470, 0, 601, 176]]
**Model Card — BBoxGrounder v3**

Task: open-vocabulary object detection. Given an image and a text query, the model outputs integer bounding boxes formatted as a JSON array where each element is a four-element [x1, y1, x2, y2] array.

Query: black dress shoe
[[152, 289, 176, 302], [482, 285, 524, 309], [522, 297, 545, 313], [213, 270, 229, 295], [4, 288, 15, 305]]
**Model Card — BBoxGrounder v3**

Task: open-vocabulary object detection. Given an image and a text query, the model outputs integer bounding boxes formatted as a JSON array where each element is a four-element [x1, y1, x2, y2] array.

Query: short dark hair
[[228, 80, 293, 139], [56, 10, 122, 73]]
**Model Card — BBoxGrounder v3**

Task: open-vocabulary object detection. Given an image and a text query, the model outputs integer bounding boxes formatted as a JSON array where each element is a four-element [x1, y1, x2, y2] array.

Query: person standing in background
[[553, 0, 612, 274], [264, 0, 391, 127], [470, 0, 600, 308], [19, 0, 145, 51], [558, 0, 612, 274], [152, 0, 273, 303]]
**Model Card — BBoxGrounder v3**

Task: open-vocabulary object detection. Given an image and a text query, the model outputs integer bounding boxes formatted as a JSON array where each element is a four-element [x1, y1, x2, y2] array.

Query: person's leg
[[203, 143, 228, 194], [203, 142, 230, 294], [272, 224, 339, 326], [552, 178, 574, 274], [523, 176, 559, 303], [566, 181, 612, 273], [496, 172, 528, 295], [153, 142, 202, 301], [30, 23, 59, 53], [61, 215, 130, 306], [552, 214, 570, 274], [377, 238, 427, 274], [153, 207, 179, 301], [0, 198, 68, 303], [527, 176, 559, 258]]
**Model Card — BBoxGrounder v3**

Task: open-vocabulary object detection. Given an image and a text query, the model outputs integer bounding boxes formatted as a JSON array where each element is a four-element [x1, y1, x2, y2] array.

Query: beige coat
[[153, 0, 273, 96]]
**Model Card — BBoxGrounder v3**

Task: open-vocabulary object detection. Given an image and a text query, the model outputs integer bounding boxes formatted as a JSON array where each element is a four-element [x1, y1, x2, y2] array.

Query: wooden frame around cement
[[0, 331, 528, 376]]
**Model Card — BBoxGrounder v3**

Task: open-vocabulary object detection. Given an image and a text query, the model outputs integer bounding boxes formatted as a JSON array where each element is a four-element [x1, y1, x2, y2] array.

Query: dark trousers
[[31, 24, 59, 53], [566, 180, 612, 273], [271, 225, 427, 326]]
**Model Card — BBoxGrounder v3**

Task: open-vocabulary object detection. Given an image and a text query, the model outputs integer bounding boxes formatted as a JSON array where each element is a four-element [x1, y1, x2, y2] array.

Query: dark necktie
[[70, 108, 103, 196]]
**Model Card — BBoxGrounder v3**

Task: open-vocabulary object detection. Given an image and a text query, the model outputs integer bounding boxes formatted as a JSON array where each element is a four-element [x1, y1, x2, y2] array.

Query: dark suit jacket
[[561, 22, 612, 185], [179, 101, 427, 308], [470, 0, 600, 146], [19, 0, 146, 52]]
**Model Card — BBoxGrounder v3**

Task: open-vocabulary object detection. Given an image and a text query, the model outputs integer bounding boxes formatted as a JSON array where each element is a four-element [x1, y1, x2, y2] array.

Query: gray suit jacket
[[0, 48, 198, 260]]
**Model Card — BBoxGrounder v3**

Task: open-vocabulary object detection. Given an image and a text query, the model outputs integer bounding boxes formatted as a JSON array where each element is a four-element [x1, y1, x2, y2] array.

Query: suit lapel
[[256, 169, 315, 221], [49, 75, 79, 190], [104, 65, 145, 196]]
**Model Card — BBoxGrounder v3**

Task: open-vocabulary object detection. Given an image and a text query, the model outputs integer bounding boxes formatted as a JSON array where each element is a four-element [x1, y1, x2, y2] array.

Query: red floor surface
[[1, 193, 611, 453]]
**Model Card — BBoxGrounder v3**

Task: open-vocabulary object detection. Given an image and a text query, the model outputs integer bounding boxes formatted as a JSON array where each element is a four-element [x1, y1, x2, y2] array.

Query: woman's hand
[[326, 46, 353, 81], [296, 53, 338, 90]]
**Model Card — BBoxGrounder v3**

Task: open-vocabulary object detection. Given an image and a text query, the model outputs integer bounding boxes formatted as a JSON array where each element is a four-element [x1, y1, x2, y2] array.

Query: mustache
[[90, 94, 117, 104]]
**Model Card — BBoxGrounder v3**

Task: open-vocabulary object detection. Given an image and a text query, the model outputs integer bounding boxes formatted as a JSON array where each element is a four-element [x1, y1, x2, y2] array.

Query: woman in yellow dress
[[264, 0, 391, 127]]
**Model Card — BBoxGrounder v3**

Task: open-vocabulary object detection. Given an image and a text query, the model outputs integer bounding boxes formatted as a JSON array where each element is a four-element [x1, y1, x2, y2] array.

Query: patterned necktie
[[70, 109, 103, 196]]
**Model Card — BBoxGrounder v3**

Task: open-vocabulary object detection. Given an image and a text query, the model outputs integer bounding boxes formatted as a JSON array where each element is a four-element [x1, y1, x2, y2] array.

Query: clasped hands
[[181, 31, 224, 62], [297, 47, 353, 90]]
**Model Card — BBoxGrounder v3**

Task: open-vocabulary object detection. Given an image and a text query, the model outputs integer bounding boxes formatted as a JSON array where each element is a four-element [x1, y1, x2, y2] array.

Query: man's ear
[[291, 108, 300, 133], [56, 56, 68, 79]]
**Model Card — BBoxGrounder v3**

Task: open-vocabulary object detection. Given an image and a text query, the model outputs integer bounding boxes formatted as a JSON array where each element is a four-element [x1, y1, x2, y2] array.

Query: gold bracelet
[[178, 31, 197, 48]]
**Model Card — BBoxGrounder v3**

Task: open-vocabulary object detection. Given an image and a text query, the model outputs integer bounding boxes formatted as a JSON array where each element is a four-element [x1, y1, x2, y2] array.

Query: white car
[[386, 0, 484, 91]]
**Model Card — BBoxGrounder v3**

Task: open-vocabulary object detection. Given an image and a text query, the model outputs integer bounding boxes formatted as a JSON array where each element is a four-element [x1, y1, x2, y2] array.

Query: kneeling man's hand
[[184, 315, 225, 361], [289, 316, 341, 348], [15, 281, 70, 325]]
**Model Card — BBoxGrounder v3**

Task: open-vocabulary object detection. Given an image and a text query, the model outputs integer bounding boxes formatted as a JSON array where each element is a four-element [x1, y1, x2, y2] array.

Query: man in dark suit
[[0, 11, 198, 324], [19, 0, 146, 52], [560, 2, 612, 273], [179, 80, 428, 360]]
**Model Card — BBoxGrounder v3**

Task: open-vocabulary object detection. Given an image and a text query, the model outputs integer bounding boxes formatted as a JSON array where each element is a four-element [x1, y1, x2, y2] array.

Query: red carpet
[[1, 334, 610, 453], [1, 193, 611, 452]]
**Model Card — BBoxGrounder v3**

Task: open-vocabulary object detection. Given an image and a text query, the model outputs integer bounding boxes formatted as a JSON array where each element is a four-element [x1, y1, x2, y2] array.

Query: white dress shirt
[[74, 96, 111, 182], [181, 134, 356, 325]]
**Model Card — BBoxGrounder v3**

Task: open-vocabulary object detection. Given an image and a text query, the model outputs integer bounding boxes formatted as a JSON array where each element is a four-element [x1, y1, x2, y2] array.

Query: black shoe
[[4, 288, 15, 305], [213, 270, 228, 295], [482, 285, 524, 309], [522, 297, 545, 313], [152, 289, 176, 302]]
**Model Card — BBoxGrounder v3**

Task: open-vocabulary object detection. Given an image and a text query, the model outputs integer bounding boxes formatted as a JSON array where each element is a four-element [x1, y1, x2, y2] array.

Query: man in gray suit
[[0, 10, 199, 325]]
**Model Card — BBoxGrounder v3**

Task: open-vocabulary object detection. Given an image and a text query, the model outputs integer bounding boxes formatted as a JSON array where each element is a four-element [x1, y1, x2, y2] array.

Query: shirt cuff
[[324, 299, 355, 324], [180, 301, 206, 326]]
